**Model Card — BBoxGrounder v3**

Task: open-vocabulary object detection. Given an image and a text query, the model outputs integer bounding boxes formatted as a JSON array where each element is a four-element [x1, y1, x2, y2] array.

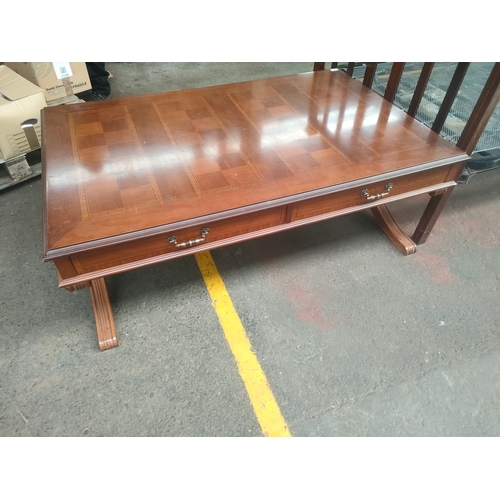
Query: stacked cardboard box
[[5, 62, 91, 102], [1, 63, 91, 187], [0, 65, 46, 161]]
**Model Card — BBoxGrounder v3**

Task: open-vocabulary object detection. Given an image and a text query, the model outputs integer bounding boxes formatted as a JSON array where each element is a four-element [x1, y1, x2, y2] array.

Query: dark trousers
[[85, 62, 111, 97]]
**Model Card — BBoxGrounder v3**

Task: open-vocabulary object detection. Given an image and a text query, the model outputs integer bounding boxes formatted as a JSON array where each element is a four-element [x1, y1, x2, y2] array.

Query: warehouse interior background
[[1, 29, 499, 495]]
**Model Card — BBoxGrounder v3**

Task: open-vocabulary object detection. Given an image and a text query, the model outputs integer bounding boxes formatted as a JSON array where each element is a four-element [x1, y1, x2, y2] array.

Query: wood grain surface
[[42, 69, 467, 261]]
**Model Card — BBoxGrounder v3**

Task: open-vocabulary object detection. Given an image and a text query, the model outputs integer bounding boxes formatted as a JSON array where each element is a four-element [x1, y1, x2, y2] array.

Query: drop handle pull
[[168, 227, 210, 248], [361, 183, 393, 201]]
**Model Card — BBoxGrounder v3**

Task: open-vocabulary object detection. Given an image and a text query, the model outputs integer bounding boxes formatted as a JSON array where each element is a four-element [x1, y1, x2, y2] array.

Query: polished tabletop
[[42, 69, 466, 259]]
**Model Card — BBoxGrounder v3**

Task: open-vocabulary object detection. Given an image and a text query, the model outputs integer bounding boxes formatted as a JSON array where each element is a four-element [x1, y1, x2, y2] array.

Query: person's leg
[[85, 62, 111, 99]]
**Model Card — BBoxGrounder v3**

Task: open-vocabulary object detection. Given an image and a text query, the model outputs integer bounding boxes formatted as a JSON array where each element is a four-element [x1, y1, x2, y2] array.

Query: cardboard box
[[0, 65, 46, 161], [5, 62, 91, 102]]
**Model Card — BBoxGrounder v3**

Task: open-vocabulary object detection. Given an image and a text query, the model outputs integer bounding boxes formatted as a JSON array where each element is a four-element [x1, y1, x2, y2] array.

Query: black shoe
[[91, 92, 110, 101]]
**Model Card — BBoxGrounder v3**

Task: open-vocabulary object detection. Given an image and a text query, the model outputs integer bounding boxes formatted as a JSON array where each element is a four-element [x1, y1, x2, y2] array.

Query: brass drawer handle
[[361, 183, 393, 201], [168, 227, 210, 248]]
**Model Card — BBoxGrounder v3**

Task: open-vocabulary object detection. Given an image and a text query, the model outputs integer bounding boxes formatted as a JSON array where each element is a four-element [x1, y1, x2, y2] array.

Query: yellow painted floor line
[[195, 251, 291, 437]]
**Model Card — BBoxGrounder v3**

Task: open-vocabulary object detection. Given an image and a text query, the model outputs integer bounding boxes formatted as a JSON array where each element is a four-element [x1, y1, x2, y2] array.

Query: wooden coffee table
[[42, 69, 468, 350]]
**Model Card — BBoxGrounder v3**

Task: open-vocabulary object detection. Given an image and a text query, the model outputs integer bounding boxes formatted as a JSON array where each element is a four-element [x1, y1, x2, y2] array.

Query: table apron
[[55, 175, 458, 288]]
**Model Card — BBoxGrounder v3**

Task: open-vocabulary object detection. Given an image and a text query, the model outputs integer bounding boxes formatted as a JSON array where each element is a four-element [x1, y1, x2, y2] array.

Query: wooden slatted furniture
[[314, 62, 500, 157], [42, 64, 500, 350]]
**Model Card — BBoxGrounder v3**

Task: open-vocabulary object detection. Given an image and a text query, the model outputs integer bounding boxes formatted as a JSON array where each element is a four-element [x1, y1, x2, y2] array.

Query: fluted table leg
[[89, 278, 118, 351]]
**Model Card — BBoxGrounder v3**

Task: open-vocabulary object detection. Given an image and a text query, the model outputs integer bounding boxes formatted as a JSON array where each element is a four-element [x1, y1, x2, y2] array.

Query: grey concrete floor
[[1, 63, 500, 437]]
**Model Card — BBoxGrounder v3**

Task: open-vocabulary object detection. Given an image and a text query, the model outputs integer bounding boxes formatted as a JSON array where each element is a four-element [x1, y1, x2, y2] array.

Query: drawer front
[[71, 206, 287, 273], [291, 165, 453, 222]]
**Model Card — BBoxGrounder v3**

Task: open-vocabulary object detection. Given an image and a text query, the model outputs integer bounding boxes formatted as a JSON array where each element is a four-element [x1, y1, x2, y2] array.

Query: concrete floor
[[1, 63, 500, 437]]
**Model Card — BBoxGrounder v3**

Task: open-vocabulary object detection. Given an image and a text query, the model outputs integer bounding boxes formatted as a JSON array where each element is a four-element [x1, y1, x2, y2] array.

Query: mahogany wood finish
[[431, 62, 470, 134], [43, 69, 469, 350], [457, 62, 500, 155], [383, 63, 406, 104], [363, 63, 378, 89], [407, 62, 435, 118], [370, 205, 417, 256], [89, 278, 118, 350], [412, 187, 455, 244], [63, 280, 91, 292]]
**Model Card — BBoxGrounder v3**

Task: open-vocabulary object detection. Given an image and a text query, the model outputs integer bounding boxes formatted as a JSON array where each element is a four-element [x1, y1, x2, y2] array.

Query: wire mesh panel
[[445, 62, 499, 152]]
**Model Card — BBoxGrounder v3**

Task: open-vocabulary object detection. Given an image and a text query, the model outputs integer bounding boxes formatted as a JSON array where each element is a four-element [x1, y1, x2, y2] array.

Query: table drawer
[[290, 165, 453, 222], [71, 206, 287, 273]]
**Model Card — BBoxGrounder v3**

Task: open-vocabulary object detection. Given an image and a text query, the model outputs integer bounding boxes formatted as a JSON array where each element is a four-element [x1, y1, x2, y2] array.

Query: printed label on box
[[5, 125, 42, 155], [53, 63, 73, 80]]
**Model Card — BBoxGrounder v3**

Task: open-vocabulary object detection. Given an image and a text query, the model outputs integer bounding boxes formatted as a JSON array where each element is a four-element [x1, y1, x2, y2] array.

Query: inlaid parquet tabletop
[[42, 69, 465, 254]]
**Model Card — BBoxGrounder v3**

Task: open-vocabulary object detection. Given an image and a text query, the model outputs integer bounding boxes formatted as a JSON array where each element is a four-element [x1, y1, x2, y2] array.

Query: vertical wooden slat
[[331, 62, 338, 69], [363, 63, 378, 89], [346, 62, 355, 76], [457, 63, 500, 155], [407, 62, 435, 117], [313, 62, 325, 71], [412, 188, 455, 244], [383, 62, 406, 103], [431, 62, 470, 134]]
